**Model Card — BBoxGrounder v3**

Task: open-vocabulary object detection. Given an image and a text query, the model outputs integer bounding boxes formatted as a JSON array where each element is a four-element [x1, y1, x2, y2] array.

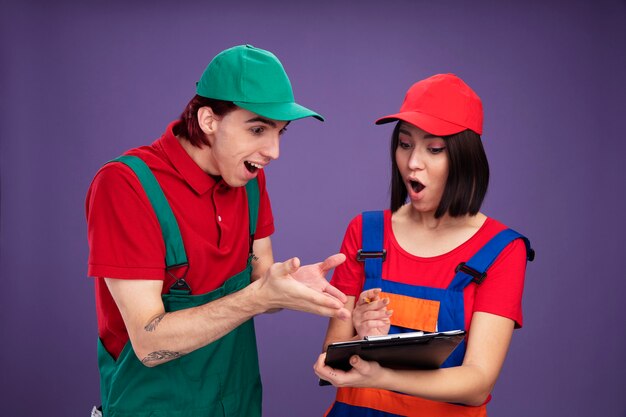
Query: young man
[[86, 44, 348, 417]]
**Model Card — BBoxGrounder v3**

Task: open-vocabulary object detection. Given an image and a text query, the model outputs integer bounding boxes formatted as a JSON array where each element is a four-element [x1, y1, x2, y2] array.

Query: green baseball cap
[[196, 44, 324, 122]]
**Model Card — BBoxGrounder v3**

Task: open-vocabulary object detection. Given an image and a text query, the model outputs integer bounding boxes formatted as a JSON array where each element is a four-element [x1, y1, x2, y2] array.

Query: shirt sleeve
[[86, 162, 166, 280], [330, 214, 365, 297], [472, 238, 528, 328], [254, 170, 275, 239]]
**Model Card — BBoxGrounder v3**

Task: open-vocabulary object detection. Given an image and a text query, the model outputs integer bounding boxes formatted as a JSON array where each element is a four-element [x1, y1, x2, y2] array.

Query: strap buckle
[[356, 249, 387, 262], [455, 262, 487, 284], [167, 263, 191, 293], [249, 233, 256, 259]]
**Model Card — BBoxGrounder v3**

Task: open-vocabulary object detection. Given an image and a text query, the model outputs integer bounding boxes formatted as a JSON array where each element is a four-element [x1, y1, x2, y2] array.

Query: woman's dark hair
[[390, 122, 489, 218], [175, 95, 237, 147]]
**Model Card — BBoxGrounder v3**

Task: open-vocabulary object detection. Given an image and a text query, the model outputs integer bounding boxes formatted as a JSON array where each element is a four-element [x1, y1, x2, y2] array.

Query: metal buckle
[[356, 249, 387, 262], [455, 262, 487, 284], [167, 263, 191, 293]]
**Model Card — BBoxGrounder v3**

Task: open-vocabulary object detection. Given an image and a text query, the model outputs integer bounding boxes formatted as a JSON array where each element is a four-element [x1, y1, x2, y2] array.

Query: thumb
[[284, 257, 300, 275], [350, 355, 369, 374]]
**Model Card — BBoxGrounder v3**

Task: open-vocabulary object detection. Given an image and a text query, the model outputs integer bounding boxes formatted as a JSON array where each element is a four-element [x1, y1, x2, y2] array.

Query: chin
[[228, 179, 248, 188], [409, 201, 436, 213], [219, 175, 244, 188]]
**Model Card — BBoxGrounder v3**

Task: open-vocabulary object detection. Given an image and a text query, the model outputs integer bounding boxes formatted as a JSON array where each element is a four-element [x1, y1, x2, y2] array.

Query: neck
[[400, 204, 484, 231], [391, 205, 487, 258], [177, 135, 218, 176]]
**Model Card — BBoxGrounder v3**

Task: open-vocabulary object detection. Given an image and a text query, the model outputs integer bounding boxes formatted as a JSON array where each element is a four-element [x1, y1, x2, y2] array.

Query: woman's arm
[[322, 297, 357, 351], [321, 287, 392, 352], [314, 311, 515, 406]]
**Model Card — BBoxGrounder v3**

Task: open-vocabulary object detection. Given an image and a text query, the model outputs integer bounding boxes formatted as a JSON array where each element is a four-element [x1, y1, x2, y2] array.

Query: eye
[[250, 126, 265, 135], [429, 147, 446, 154], [398, 140, 412, 150]]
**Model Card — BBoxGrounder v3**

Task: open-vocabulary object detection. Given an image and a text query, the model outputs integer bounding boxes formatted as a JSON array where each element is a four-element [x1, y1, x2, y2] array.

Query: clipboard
[[319, 330, 465, 386]]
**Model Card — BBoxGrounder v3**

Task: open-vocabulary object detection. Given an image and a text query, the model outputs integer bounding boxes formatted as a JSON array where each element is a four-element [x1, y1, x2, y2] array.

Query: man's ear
[[197, 106, 218, 134]]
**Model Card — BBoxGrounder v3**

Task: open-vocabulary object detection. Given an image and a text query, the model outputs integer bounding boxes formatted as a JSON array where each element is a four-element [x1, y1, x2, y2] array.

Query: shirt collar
[[160, 120, 220, 195]]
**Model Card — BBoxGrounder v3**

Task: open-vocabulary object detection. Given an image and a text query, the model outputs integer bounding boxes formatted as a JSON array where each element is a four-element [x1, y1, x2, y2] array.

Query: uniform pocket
[[382, 292, 440, 332]]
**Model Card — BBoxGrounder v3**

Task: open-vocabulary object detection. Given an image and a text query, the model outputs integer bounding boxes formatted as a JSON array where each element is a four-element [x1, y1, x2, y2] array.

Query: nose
[[407, 148, 425, 170], [261, 133, 280, 160]]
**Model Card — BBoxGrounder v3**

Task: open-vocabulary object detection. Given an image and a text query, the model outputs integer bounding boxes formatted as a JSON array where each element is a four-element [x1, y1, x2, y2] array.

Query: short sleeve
[[330, 214, 365, 297], [473, 238, 528, 328], [86, 162, 166, 280], [254, 170, 274, 239]]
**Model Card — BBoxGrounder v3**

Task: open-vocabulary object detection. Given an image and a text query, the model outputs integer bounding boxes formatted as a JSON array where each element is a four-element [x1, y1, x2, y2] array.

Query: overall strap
[[449, 228, 534, 291], [110, 156, 188, 270], [359, 211, 386, 288], [245, 178, 260, 260]]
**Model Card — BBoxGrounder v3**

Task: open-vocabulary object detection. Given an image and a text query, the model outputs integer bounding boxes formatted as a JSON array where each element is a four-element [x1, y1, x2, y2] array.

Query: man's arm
[[106, 277, 260, 367], [106, 254, 348, 367], [251, 236, 274, 282]]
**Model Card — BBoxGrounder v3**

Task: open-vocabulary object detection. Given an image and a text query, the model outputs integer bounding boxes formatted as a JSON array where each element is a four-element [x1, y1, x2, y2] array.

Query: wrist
[[375, 366, 395, 391], [243, 278, 272, 315]]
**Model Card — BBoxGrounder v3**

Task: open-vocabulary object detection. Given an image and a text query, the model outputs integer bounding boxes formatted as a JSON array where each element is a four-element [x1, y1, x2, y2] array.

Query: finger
[[350, 355, 372, 375], [314, 355, 347, 383], [362, 309, 392, 321], [303, 305, 346, 318], [357, 297, 389, 312], [336, 307, 352, 321], [319, 253, 347, 273], [359, 288, 382, 305], [272, 257, 300, 277], [301, 287, 345, 311], [323, 283, 348, 303], [287, 257, 301, 273], [360, 319, 391, 329], [269, 257, 300, 279], [313, 352, 327, 372]]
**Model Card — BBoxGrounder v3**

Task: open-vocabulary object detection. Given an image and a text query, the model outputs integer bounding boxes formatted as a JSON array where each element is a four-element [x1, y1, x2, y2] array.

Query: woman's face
[[395, 122, 449, 214]]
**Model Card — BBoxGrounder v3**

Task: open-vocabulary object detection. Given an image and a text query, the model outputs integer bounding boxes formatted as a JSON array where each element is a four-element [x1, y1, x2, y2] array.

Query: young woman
[[314, 74, 534, 417]]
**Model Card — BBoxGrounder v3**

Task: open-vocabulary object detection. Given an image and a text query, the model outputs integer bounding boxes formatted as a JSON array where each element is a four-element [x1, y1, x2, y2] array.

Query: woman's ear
[[197, 106, 217, 134]]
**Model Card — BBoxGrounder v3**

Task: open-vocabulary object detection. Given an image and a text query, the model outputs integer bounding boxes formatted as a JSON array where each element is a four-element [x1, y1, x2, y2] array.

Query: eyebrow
[[245, 117, 277, 128], [398, 128, 439, 140]]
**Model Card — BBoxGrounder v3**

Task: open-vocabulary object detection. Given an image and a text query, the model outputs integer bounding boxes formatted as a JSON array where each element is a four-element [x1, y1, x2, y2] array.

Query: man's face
[[205, 108, 288, 187]]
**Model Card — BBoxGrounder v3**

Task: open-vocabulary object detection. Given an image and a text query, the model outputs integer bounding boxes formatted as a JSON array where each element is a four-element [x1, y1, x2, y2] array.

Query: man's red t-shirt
[[330, 210, 527, 332], [86, 121, 274, 358]]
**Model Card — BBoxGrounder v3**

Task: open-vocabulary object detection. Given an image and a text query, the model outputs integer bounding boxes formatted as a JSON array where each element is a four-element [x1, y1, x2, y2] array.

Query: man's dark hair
[[175, 95, 237, 147], [389, 123, 489, 217]]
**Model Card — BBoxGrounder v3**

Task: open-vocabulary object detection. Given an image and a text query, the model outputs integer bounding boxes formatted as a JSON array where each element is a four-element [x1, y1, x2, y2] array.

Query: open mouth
[[410, 180, 425, 194], [244, 161, 264, 173]]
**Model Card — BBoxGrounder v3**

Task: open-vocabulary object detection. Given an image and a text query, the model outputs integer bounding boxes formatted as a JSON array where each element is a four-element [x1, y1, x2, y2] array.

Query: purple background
[[1, 1, 625, 416]]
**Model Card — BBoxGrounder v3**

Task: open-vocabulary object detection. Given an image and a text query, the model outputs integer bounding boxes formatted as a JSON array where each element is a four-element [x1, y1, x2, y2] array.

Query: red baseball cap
[[375, 73, 483, 136]]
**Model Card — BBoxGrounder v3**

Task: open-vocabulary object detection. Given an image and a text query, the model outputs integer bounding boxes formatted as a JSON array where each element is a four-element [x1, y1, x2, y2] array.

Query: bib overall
[[326, 211, 534, 417], [97, 156, 262, 417]]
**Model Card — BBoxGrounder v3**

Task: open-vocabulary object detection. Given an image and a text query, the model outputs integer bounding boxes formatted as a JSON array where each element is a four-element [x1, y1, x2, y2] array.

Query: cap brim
[[375, 112, 472, 136], [234, 101, 324, 122]]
